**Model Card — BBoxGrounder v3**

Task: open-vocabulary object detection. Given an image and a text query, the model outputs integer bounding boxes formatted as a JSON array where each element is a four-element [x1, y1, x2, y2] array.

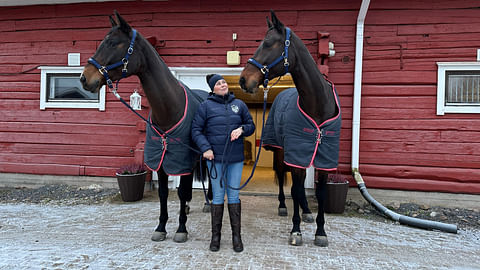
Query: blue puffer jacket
[[191, 92, 255, 163]]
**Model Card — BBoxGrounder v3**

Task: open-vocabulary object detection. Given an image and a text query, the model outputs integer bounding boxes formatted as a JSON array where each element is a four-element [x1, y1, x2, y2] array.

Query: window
[[39, 66, 105, 111], [437, 62, 480, 115]]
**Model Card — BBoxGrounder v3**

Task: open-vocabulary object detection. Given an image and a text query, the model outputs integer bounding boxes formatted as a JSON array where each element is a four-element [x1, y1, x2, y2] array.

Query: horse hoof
[[203, 203, 211, 213], [302, 213, 314, 223], [288, 232, 303, 246], [173, 232, 188, 243], [314, 235, 328, 247], [151, 231, 167, 242], [278, 208, 288, 216]]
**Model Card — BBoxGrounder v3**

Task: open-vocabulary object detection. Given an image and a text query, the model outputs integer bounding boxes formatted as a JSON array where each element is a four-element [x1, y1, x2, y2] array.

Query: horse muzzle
[[80, 71, 102, 93], [239, 76, 260, 94]]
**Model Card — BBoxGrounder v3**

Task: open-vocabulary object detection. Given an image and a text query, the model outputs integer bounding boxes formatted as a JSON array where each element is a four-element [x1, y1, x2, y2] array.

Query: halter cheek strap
[[88, 29, 137, 94], [247, 27, 291, 88]]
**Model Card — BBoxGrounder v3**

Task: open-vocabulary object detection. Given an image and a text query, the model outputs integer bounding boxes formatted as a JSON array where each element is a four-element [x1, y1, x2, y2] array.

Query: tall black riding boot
[[210, 204, 224, 252], [228, 202, 243, 252]]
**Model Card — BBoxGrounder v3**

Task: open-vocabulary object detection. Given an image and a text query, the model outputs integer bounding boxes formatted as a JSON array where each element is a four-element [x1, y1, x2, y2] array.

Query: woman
[[191, 74, 255, 252]]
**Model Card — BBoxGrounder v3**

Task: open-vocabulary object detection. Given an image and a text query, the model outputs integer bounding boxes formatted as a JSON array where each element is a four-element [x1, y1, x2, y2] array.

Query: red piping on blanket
[[293, 81, 341, 169], [145, 83, 191, 175]]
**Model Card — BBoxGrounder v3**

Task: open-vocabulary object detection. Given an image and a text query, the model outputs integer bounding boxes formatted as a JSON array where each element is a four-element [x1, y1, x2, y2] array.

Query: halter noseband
[[247, 27, 291, 88], [87, 29, 137, 94]]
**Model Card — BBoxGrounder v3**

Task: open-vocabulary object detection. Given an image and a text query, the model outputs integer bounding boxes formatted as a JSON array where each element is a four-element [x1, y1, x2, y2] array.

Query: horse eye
[[263, 39, 273, 48], [106, 39, 120, 48], [103, 33, 122, 48]]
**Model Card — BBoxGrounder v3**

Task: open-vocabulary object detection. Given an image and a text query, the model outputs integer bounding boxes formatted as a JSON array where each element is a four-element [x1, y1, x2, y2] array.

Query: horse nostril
[[79, 74, 86, 83], [239, 77, 246, 89]]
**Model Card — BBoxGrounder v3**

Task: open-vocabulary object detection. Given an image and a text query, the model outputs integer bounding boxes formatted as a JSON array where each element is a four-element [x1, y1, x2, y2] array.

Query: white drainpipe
[[351, 0, 371, 173]]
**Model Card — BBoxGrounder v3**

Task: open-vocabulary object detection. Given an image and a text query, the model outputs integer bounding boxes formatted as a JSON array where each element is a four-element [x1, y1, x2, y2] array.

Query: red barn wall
[[0, 0, 479, 194], [358, 1, 480, 194]]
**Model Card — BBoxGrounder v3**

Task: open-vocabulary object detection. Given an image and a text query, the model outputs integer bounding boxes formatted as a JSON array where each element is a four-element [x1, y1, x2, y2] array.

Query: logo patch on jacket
[[231, 104, 239, 113]]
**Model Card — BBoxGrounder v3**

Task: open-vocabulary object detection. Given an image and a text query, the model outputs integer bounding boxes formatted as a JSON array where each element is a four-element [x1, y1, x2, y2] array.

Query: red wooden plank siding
[[0, 0, 479, 193], [358, 1, 480, 194]]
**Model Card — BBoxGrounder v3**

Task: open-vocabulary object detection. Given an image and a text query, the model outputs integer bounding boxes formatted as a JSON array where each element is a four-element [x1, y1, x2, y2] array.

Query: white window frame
[[436, 62, 480, 115], [39, 66, 105, 111]]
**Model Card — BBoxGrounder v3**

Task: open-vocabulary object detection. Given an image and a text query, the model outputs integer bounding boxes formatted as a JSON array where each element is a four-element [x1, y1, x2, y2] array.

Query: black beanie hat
[[206, 74, 224, 91]]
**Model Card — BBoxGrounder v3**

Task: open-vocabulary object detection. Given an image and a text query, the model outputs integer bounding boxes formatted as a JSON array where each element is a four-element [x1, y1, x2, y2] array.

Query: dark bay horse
[[240, 11, 341, 247], [80, 11, 210, 243]]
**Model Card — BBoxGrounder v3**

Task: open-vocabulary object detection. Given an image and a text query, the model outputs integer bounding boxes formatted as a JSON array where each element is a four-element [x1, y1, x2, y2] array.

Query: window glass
[[445, 71, 480, 104], [47, 74, 98, 101]]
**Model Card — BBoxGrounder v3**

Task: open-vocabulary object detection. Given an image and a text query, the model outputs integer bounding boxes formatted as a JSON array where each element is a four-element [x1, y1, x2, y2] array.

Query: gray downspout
[[351, 0, 457, 233]]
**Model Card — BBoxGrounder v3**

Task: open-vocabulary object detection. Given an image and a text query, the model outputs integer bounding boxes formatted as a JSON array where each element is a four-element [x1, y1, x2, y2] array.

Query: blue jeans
[[207, 161, 243, 204]]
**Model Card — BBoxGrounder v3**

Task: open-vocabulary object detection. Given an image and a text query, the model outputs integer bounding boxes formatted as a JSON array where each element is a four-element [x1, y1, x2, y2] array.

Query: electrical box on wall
[[68, 53, 80, 66], [227, 51, 241, 65]]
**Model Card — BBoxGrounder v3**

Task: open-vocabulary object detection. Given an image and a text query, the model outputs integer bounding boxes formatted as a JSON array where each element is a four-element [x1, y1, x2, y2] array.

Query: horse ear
[[270, 10, 284, 32], [266, 16, 273, 29], [114, 10, 132, 33], [109, 15, 117, 27]]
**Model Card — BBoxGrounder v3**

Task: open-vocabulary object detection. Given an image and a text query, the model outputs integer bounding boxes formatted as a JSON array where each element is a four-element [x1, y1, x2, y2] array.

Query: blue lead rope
[[88, 27, 270, 199], [87, 28, 212, 205], [219, 88, 270, 191]]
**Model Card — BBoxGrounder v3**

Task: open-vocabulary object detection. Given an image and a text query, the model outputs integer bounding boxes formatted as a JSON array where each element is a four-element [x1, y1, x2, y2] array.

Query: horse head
[[80, 11, 141, 93], [239, 10, 295, 93]]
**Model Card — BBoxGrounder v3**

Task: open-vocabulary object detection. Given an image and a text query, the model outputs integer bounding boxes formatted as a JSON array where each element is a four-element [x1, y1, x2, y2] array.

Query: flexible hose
[[352, 170, 457, 234]]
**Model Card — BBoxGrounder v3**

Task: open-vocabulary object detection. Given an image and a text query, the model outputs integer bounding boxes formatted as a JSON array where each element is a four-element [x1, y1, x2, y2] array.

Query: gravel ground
[[1, 184, 479, 232], [0, 184, 119, 205]]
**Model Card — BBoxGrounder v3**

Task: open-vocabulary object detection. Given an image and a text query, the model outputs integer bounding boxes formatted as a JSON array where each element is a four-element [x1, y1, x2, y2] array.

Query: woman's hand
[[203, 149, 214, 160], [230, 127, 243, 141]]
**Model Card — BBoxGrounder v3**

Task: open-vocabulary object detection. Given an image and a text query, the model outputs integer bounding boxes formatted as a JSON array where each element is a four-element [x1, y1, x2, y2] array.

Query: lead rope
[[88, 28, 212, 204], [108, 85, 216, 206], [221, 76, 283, 191]]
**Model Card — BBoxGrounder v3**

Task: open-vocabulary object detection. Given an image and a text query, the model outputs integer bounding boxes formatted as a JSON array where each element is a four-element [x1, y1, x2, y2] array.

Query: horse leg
[[314, 171, 328, 247], [276, 168, 288, 216], [173, 174, 193, 243], [300, 171, 314, 223], [274, 150, 288, 216], [151, 169, 169, 241], [288, 168, 306, 246], [300, 196, 314, 223]]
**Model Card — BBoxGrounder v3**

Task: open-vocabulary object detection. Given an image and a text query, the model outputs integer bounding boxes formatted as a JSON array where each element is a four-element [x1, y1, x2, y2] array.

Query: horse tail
[[193, 158, 213, 202], [193, 158, 204, 182]]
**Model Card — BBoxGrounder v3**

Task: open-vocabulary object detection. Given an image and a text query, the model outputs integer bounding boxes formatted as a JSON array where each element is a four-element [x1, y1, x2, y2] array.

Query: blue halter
[[247, 27, 291, 88], [87, 29, 137, 92]]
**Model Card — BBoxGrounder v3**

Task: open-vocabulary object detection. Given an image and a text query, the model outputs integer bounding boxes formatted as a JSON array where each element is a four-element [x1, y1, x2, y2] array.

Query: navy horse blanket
[[144, 83, 208, 175], [262, 87, 341, 170]]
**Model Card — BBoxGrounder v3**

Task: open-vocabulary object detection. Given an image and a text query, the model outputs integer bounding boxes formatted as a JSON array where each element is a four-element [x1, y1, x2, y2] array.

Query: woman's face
[[213, 79, 228, 96]]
